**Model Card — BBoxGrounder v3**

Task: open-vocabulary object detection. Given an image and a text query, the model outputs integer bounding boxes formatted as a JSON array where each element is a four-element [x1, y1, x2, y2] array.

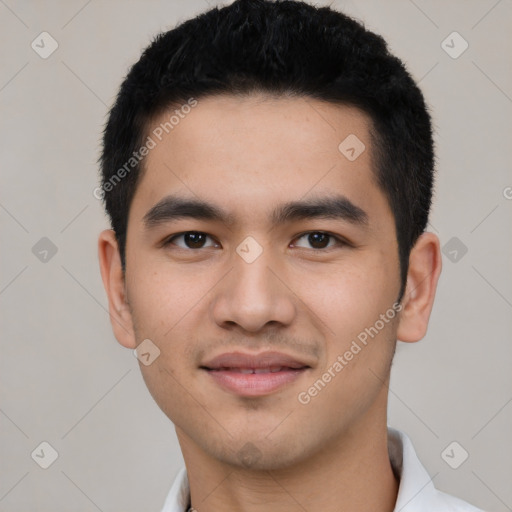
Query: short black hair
[[99, 0, 434, 301]]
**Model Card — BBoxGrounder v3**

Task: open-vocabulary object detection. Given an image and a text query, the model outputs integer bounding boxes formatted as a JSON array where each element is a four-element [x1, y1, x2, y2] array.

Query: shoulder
[[388, 427, 485, 512]]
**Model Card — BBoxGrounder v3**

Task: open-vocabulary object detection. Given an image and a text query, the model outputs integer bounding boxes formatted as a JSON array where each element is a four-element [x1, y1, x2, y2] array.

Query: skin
[[98, 94, 442, 512]]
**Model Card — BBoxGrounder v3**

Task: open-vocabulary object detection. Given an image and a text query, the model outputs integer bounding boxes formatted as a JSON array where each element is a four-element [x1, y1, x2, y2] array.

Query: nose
[[210, 246, 296, 333]]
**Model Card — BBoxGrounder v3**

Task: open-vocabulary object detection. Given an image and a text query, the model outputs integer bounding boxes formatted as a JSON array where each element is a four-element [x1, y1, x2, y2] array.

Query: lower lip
[[205, 368, 308, 397]]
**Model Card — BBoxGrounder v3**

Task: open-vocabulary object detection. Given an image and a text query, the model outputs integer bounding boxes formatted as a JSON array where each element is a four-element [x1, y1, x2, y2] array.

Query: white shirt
[[160, 428, 483, 512]]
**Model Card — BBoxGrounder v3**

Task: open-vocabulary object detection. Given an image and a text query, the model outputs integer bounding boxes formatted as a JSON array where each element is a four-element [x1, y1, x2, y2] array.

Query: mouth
[[200, 351, 312, 397], [208, 366, 302, 373]]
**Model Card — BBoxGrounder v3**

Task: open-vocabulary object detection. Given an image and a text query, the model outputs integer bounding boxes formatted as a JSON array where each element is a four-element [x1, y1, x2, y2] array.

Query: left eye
[[291, 232, 342, 250], [165, 231, 218, 249]]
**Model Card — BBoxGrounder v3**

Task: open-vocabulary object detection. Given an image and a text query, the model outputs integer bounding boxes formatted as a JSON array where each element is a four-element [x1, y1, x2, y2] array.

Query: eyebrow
[[142, 194, 369, 230]]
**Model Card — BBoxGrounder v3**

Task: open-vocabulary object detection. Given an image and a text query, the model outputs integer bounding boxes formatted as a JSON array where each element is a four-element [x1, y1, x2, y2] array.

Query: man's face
[[123, 94, 402, 470]]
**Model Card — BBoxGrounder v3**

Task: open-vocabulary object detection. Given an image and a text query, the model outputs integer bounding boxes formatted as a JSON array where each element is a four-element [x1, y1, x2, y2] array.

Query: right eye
[[163, 231, 219, 250]]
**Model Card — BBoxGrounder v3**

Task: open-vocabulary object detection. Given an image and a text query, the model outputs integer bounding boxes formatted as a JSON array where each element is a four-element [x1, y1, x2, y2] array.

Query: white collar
[[160, 428, 482, 512]]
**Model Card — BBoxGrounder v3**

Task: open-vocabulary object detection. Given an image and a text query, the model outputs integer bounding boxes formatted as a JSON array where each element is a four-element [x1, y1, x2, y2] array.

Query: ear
[[97, 229, 136, 349], [396, 232, 442, 343]]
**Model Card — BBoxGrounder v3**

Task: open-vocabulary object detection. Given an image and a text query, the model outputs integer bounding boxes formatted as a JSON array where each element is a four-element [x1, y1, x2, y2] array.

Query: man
[[97, 0, 483, 510]]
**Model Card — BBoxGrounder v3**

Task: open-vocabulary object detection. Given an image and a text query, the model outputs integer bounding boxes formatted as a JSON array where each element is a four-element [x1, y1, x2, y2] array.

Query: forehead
[[145, 93, 373, 169], [131, 94, 390, 227]]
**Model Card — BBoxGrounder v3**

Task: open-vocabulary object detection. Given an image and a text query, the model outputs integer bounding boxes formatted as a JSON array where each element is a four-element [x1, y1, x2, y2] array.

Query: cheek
[[294, 258, 396, 340], [126, 266, 207, 381], [127, 265, 205, 339], [127, 270, 199, 424]]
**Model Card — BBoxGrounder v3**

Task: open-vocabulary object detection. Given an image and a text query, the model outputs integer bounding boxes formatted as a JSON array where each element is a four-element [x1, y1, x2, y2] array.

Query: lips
[[217, 366, 289, 374], [201, 351, 311, 397], [201, 351, 310, 372]]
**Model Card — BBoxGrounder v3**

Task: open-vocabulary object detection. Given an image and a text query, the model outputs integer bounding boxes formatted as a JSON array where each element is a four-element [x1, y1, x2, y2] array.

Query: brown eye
[[292, 231, 342, 250], [307, 232, 330, 249], [166, 231, 217, 249]]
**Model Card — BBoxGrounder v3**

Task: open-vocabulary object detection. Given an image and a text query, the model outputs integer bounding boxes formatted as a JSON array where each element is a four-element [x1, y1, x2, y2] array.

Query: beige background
[[1, 0, 511, 510]]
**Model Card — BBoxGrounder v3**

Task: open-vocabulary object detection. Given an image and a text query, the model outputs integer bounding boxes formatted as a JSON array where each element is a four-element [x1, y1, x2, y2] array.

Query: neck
[[177, 405, 398, 512]]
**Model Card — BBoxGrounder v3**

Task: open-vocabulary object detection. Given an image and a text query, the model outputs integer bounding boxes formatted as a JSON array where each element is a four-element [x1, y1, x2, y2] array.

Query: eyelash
[[162, 231, 348, 251]]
